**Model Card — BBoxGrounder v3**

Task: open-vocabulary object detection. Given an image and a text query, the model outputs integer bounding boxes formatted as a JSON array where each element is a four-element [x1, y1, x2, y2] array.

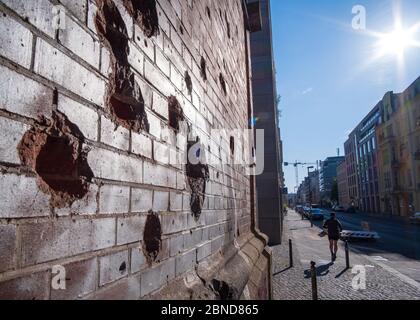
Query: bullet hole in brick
[[95, 0, 149, 133], [185, 71, 192, 95], [119, 261, 127, 273], [17, 111, 93, 208], [179, 25, 184, 35], [212, 279, 235, 300], [187, 139, 209, 219], [200, 57, 207, 81], [144, 39, 148, 47], [230, 136, 235, 155], [225, 12, 231, 39], [219, 73, 227, 95], [206, 6, 211, 19], [122, 0, 159, 38], [216, 172, 220, 179], [168, 96, 185, 132], [143, 211, 162, 264]]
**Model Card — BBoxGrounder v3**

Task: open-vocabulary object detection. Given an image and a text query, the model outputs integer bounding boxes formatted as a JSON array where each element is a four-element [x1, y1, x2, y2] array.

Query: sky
[[270, 0, 420, 193]]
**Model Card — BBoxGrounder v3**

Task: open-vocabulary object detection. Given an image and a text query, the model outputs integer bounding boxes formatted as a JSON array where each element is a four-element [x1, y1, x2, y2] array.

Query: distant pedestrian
[[323, 212, 343, 262]]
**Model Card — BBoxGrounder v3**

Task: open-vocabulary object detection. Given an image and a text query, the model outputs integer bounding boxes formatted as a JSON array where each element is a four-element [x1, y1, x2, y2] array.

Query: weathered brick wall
[[0, 0, 270, 300]]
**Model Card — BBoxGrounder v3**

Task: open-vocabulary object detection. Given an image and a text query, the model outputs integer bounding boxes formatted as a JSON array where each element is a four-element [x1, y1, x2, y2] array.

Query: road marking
[[352, 248, 420, 291], [371, 256, 389, 262]]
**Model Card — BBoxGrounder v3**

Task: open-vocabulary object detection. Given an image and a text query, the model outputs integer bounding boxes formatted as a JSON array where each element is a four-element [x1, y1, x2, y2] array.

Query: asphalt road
[[310, 210, 420, 283]]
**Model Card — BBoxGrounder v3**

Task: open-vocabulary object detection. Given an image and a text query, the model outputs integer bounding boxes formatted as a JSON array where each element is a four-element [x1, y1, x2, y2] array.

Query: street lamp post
[[307, 166, 314, 227]]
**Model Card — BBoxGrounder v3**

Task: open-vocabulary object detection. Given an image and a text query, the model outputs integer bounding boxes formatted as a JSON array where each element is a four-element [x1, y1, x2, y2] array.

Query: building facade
[[337, 160, 350, 208], [355, 104, 381, 213], [377, 77, 420, 217], [319, 157, 344, 205], [344, 130, 360, 210], [0, 0, 272, 300], [249, 0, 284, 245]]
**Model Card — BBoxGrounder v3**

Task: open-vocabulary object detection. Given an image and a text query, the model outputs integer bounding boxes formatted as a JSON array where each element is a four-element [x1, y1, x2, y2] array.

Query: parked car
[[409, 212, 420, 224], [346, 207, 356, 213], [308, 208, 325, 220], [295, 205, 303, 214], [335, 206, 346, 212]]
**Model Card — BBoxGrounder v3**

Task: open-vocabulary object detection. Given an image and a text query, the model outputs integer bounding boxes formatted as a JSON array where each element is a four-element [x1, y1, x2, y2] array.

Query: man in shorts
[[323, 212, 343, 262]]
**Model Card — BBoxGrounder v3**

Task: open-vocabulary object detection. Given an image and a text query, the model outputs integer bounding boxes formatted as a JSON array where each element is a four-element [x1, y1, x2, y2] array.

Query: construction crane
[[284, 161, 320, 193]]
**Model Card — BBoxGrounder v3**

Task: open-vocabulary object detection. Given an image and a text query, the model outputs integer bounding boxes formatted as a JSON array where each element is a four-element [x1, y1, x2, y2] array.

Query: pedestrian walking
[[323, 212, 343, 262]]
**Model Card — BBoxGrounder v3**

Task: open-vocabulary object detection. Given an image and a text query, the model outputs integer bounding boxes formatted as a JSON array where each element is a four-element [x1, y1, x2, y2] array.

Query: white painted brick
[[131, 247, 147, 273], [170, 65, 183, 92], [0, 65, 53, 118], [170, 192, 183, 211], [0, 271, 49, 300], [145, 109, 163, 139], [155, 48, 170, 77], [0, 13, 32, 68], [167, 168, 177, 189], [136, 74, 152, 107], [131, 132, 152, 159], [144, 59, 175, 97], [0, 224, 16, 273], [2, 0, 56, 37], [59, 0, 87, 22], [0, 174, 50, 218], [99, 250, 129, 286], [134, 25, 154, 61], [161, 212, 187, 234], [99, 184, 130, 214], [87, 0, 97, 34], [143, 162, 168, 187], [153, 191, 169, 212], [88, 276, 140, 300], [55, 183, 99, 216], [176, 171, 186, 190], [0, 117, 29, 164], [88, 147, 143, 184], [140, 258, 175, 296], [169, 233, 184, 257], [113, 0, 134, 38], [100, 116, 130, 151], [153, 141, 169, 165], [34, 39, 106, 107], [196, 241, 212, 262], [152, 91, 169, 120], [57, 94, 98, 141], [59, 16, 100, 68], [20, 218, 116, 266], [175, 249, 195, 276], [117, 215, 146, 245], [51, 257, 97, 300], [100, 46, 112, 77], [128, 41, 144, 75], [131, 188, 153, 213]]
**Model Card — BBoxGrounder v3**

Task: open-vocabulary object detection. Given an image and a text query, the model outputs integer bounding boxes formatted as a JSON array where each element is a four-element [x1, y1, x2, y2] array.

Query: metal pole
[[345, 241, 350, 269], [289, 239, 293, 268], [310, 261, 318, 300]]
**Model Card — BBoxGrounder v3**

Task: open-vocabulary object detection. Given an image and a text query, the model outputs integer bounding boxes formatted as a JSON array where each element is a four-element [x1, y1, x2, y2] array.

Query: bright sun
[[377, 27, 416, 57]]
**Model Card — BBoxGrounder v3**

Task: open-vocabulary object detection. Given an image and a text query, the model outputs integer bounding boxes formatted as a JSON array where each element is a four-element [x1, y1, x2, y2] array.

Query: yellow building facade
[[376, 77, 420, 217]]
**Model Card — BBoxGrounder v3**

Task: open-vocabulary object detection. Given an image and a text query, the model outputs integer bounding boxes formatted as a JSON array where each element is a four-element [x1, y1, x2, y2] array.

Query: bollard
[[345, 240, 350, 269], [310, 216, 313, 228], [310, 261, 318, 300], [289, 239, 293, 268]]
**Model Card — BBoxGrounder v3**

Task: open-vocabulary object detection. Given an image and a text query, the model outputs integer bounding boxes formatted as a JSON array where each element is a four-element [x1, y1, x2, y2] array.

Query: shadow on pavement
[[273, 266, 292, 276], [303, 262, 334, 278], [335, 267, 350, 279]]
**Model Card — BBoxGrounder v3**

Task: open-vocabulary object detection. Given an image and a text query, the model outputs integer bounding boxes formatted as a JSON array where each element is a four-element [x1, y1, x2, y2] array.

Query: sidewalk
[[271, 210, 420, 300]]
